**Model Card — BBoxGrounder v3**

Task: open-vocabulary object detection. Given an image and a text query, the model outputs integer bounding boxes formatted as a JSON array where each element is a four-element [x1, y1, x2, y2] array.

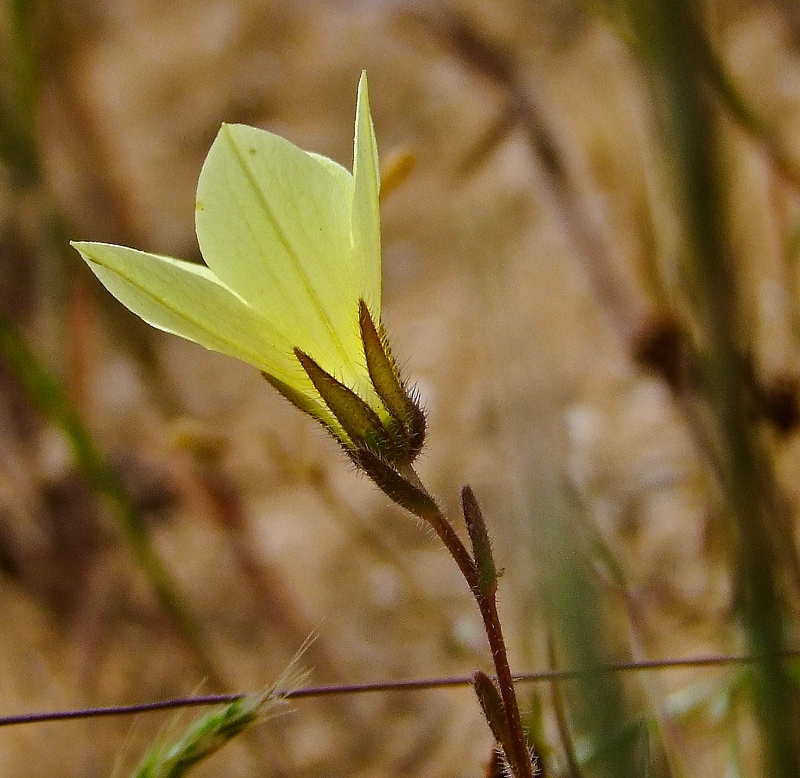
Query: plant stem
[[396, 463, 479, 589], [396, 463, 535, 778], [623, 1, 800, 773], [476, 590, 535, 778]]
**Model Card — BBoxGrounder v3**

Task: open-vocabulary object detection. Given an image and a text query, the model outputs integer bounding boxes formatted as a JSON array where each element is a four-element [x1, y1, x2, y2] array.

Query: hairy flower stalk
[[73, 73, 535, 776]]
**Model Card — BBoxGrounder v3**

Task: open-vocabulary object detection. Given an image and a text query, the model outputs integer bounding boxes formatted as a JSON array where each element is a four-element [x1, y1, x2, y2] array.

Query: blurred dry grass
[[2, 0, 800, 776]]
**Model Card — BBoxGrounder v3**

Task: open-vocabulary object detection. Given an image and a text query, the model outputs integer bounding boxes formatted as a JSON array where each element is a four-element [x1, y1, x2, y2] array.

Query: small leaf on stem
[[473, 670, 521, 778], [462, 486, 499, 597]]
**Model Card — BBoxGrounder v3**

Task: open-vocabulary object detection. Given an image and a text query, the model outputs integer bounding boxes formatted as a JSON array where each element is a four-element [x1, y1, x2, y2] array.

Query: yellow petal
[[195, 123, 365, 383], [351, 72, 382, 321], [73, 241, 302, 384]]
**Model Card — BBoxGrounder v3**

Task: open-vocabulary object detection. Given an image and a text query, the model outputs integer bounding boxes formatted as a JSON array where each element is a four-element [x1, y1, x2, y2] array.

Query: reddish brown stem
[[433, 512, 533, 777], [396, 463, 480, 590], [476, 591, 535, 778], [396, 464, 534, 778]]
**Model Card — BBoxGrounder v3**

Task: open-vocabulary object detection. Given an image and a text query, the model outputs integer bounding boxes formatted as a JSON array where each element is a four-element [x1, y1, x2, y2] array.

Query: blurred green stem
[[0, 308, 225, 688], [541, 482, 642, 778], [1, 0, 232, 691], [1, 0, 41, 187], [623, 0, 800, 773]]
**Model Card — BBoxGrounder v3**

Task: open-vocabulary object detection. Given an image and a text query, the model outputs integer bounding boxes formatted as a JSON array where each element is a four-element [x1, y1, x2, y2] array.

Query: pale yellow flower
[[73, 73, 423, 463]]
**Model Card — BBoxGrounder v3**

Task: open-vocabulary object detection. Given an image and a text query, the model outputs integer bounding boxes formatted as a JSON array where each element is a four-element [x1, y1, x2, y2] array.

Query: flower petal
[[195, 123, 365, 382], [351, 72, 382, 319], [73, 241, 301, 383]]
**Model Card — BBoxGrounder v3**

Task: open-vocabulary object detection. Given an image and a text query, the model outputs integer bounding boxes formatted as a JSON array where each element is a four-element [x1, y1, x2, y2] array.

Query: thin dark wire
[[1, 648, 798, 729]]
